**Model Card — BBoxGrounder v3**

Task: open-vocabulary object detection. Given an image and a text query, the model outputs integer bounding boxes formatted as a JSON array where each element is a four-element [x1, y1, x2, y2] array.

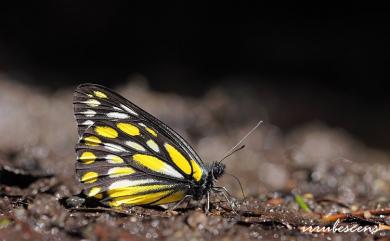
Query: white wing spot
[[120, 104, 138, 116], [125, 141, 146, 152], [82, 120, 94, 126], [138, 123, 146, 127], [104, 143, 127, 152], [83, 99, 101, 107], [82, 109, 96, 117], [160, 163, 184, 179], [107, 112, 130, 119], [146, 139, 160, 153], [107, 167, 134, 178], [109, 179, 155, 189]]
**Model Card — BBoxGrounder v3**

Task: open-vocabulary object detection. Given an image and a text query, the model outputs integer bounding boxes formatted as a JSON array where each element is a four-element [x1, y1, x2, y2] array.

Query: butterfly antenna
[[218, 120, 263, 164], [218, 145, 245, 164]]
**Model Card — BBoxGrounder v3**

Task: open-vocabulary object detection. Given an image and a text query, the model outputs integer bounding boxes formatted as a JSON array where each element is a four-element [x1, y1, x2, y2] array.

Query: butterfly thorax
[[188, 162, 226, 200]]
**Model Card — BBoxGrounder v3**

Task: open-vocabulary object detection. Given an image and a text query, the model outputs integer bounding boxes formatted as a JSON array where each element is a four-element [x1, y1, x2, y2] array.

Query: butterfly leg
[[212, 186, 237, 213], [214, 186, 231, 196], [205, 191, 210, 214], [169, 195, 193, 211]]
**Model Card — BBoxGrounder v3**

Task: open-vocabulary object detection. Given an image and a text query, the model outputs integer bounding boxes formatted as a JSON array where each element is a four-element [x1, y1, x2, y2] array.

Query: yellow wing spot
[[95, 126, 118, 139], [106, 154, 124, 164], [94, 90, 108, 99], [145, 127, 157, 137], [164, 143, 191, 175], [81, 171, 99, 183], [133, 154, 183, 179], [84, 136, 101, 146], [79, 151, 96, 164], [190, 159, 203, 182], [108, 167, 135, 178], [88, 186, 101, 197], [117, 123, 140, 136], [108, 190, 172, 207], [154, 191, 186, 205], [108, 184, 168, 198], [95, 193, 103, 199], [132, 154, 165, 171], [84, 99, 101, 107]]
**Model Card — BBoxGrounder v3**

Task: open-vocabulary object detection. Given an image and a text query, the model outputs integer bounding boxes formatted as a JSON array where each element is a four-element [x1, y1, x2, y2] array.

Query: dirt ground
[[0, 76, 389, 240]]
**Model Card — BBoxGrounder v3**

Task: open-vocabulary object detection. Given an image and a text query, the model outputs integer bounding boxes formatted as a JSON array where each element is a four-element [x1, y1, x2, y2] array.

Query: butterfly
[[73, 83, 228, 210]]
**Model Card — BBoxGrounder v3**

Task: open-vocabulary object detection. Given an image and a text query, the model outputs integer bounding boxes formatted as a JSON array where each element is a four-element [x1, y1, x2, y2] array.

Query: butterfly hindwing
[[73, 84, 206, 206]]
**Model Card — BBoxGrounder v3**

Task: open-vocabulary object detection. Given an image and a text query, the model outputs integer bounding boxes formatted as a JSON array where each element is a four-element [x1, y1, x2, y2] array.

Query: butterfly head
[[210, 161, 226, 180]]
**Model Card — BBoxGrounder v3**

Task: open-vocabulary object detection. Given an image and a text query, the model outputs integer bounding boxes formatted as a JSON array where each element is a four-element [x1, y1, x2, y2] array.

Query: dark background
[[0, 4, 389, 149]]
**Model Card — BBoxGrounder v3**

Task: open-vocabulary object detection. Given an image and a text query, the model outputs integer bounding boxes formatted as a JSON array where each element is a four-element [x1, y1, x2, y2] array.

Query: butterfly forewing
[[73, 84, 207, 206]]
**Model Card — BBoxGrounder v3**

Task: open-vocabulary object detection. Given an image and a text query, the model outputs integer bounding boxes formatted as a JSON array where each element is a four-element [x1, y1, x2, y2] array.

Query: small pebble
[[363, 211, 372, 219], [0, 216, 12, 229], [267, 198, 284, 206], [350, 204, 359, 212], [187, 211, 207, 229], [65, 196, 86, 208], [303, 193, 313, 199], [14, 208, 27, 221]]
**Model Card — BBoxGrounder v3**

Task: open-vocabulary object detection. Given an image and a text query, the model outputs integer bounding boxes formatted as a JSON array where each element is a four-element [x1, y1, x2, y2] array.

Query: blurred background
[[0, 5, 389, 148], [0, 5, 389, 199]]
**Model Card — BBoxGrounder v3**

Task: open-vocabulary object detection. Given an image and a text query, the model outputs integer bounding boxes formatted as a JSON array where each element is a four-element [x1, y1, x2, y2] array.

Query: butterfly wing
[[73, 83, 206, 206]]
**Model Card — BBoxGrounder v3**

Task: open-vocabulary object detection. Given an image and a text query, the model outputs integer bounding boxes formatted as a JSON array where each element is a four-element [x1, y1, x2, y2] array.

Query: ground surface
[[0, 77, 389, 240]]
